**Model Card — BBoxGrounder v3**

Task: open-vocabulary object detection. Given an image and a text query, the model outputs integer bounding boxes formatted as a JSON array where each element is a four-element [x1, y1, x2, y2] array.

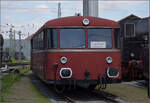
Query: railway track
[[2, 62, 30, 67], [56, 92, 76, 103], [91, 90, 119, 103], [63, 95, 75, 103], [55, 88, 119, 103], [0, 62, 30, 73], [29, 72, 125, 103]]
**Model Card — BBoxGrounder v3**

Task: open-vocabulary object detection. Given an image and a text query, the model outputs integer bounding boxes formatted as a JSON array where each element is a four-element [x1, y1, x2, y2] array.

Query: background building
[[3, 39, 31, 60]]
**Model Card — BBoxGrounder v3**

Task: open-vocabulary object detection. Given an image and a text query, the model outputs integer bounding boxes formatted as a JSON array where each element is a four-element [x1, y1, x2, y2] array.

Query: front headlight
[[60, 57, 67, 64], [107, 68, 119, 78], [106, 56, 112, 64], [60, 68, 72, 78]]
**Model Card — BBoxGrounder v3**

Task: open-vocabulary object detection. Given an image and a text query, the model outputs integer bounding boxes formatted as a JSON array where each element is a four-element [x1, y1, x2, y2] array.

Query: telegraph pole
[[13, 30, 16, 54], [18, 31, 22, 62], [9, 28, 13, 57]]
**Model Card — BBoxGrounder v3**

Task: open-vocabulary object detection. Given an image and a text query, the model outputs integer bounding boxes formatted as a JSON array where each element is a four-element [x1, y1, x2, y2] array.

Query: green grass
[[0, 67, 50, 103], [103, 83, 150, 103], [10, 57, 30, 63], [0, 66, 30, 102], [11, 57, 18, 63]]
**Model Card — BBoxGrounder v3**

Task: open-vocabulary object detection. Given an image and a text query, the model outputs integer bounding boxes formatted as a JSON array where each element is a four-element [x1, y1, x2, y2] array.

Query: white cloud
[[5, 16, 11, 20], [47, 0, 72, 4], [35, 5, 49, 9], [99, 1, 148, 11], [1, 1, 22, 7], [32, 4, 51, 14]]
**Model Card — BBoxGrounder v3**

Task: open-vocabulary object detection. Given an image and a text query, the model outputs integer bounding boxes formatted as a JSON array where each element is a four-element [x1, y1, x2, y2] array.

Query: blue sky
[[0, 0, 149, 39]]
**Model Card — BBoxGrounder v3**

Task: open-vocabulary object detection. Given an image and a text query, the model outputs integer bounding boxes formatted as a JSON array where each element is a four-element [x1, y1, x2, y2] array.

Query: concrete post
[[83, 0, 98, 17], [58, 3, 61, 18], [83, 0, 89, 16], [89, 0, 98, 17]]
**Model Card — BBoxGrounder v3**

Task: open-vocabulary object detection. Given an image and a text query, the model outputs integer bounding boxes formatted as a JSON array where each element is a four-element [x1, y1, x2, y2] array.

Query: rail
[[2, 62, 30, 67]]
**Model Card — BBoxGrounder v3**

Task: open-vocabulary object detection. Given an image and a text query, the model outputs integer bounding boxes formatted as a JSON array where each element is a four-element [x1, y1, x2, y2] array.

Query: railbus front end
[[31, 16, 121, 92]]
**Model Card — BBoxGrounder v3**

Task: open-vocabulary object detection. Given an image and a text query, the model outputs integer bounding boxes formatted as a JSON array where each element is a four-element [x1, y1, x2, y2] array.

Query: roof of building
[[118, 14, 141, 23]]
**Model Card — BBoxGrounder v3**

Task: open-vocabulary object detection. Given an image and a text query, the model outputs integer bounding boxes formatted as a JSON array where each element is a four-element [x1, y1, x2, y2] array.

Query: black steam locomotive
[[119, 15, 149, 81]]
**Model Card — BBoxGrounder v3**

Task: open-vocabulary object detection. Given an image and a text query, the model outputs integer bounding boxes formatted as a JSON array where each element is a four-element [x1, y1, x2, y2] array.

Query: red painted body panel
[[32, 51, 121, 80], [32, 53, 45, 80]]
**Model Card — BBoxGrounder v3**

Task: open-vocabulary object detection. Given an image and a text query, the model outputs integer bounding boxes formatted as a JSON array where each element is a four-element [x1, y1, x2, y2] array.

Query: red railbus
[[31, 16, 121, 92]]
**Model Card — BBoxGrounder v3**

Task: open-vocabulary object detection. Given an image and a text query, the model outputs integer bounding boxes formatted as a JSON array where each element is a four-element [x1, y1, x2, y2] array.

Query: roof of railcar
[[31, 16, 120, 39]]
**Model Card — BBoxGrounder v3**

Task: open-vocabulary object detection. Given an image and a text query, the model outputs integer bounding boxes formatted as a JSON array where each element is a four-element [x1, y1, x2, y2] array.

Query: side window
[[39, 32, 44, 49], [32, 38, 35, 49], [32, 31, 44, 50], [114, 28, 120, 49], [47, 29, 57, 49], [125, 23, 135, 37], [33, 36, 37, 49]]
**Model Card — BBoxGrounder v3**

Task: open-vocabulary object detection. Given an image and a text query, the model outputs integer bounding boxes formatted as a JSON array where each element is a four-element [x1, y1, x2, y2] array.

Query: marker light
[[60, 57, 67, 64], [83, 18, 90, 26], [130, 53, 135, 57], [106, 56, 113, 64]]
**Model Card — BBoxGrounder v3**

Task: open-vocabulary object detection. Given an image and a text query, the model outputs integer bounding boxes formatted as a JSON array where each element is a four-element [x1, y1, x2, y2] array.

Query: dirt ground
[[2, 71, 150, 103]]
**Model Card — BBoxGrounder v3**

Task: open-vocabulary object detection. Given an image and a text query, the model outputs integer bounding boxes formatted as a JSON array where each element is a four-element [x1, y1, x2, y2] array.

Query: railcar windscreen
[[87, 29, 112, 48], [60, 29, 85, 48]]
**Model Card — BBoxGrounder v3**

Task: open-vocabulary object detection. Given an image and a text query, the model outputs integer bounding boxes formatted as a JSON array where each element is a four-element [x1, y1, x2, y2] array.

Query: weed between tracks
[[30, 80, 50, 103], [104, 84, 150, 103]]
